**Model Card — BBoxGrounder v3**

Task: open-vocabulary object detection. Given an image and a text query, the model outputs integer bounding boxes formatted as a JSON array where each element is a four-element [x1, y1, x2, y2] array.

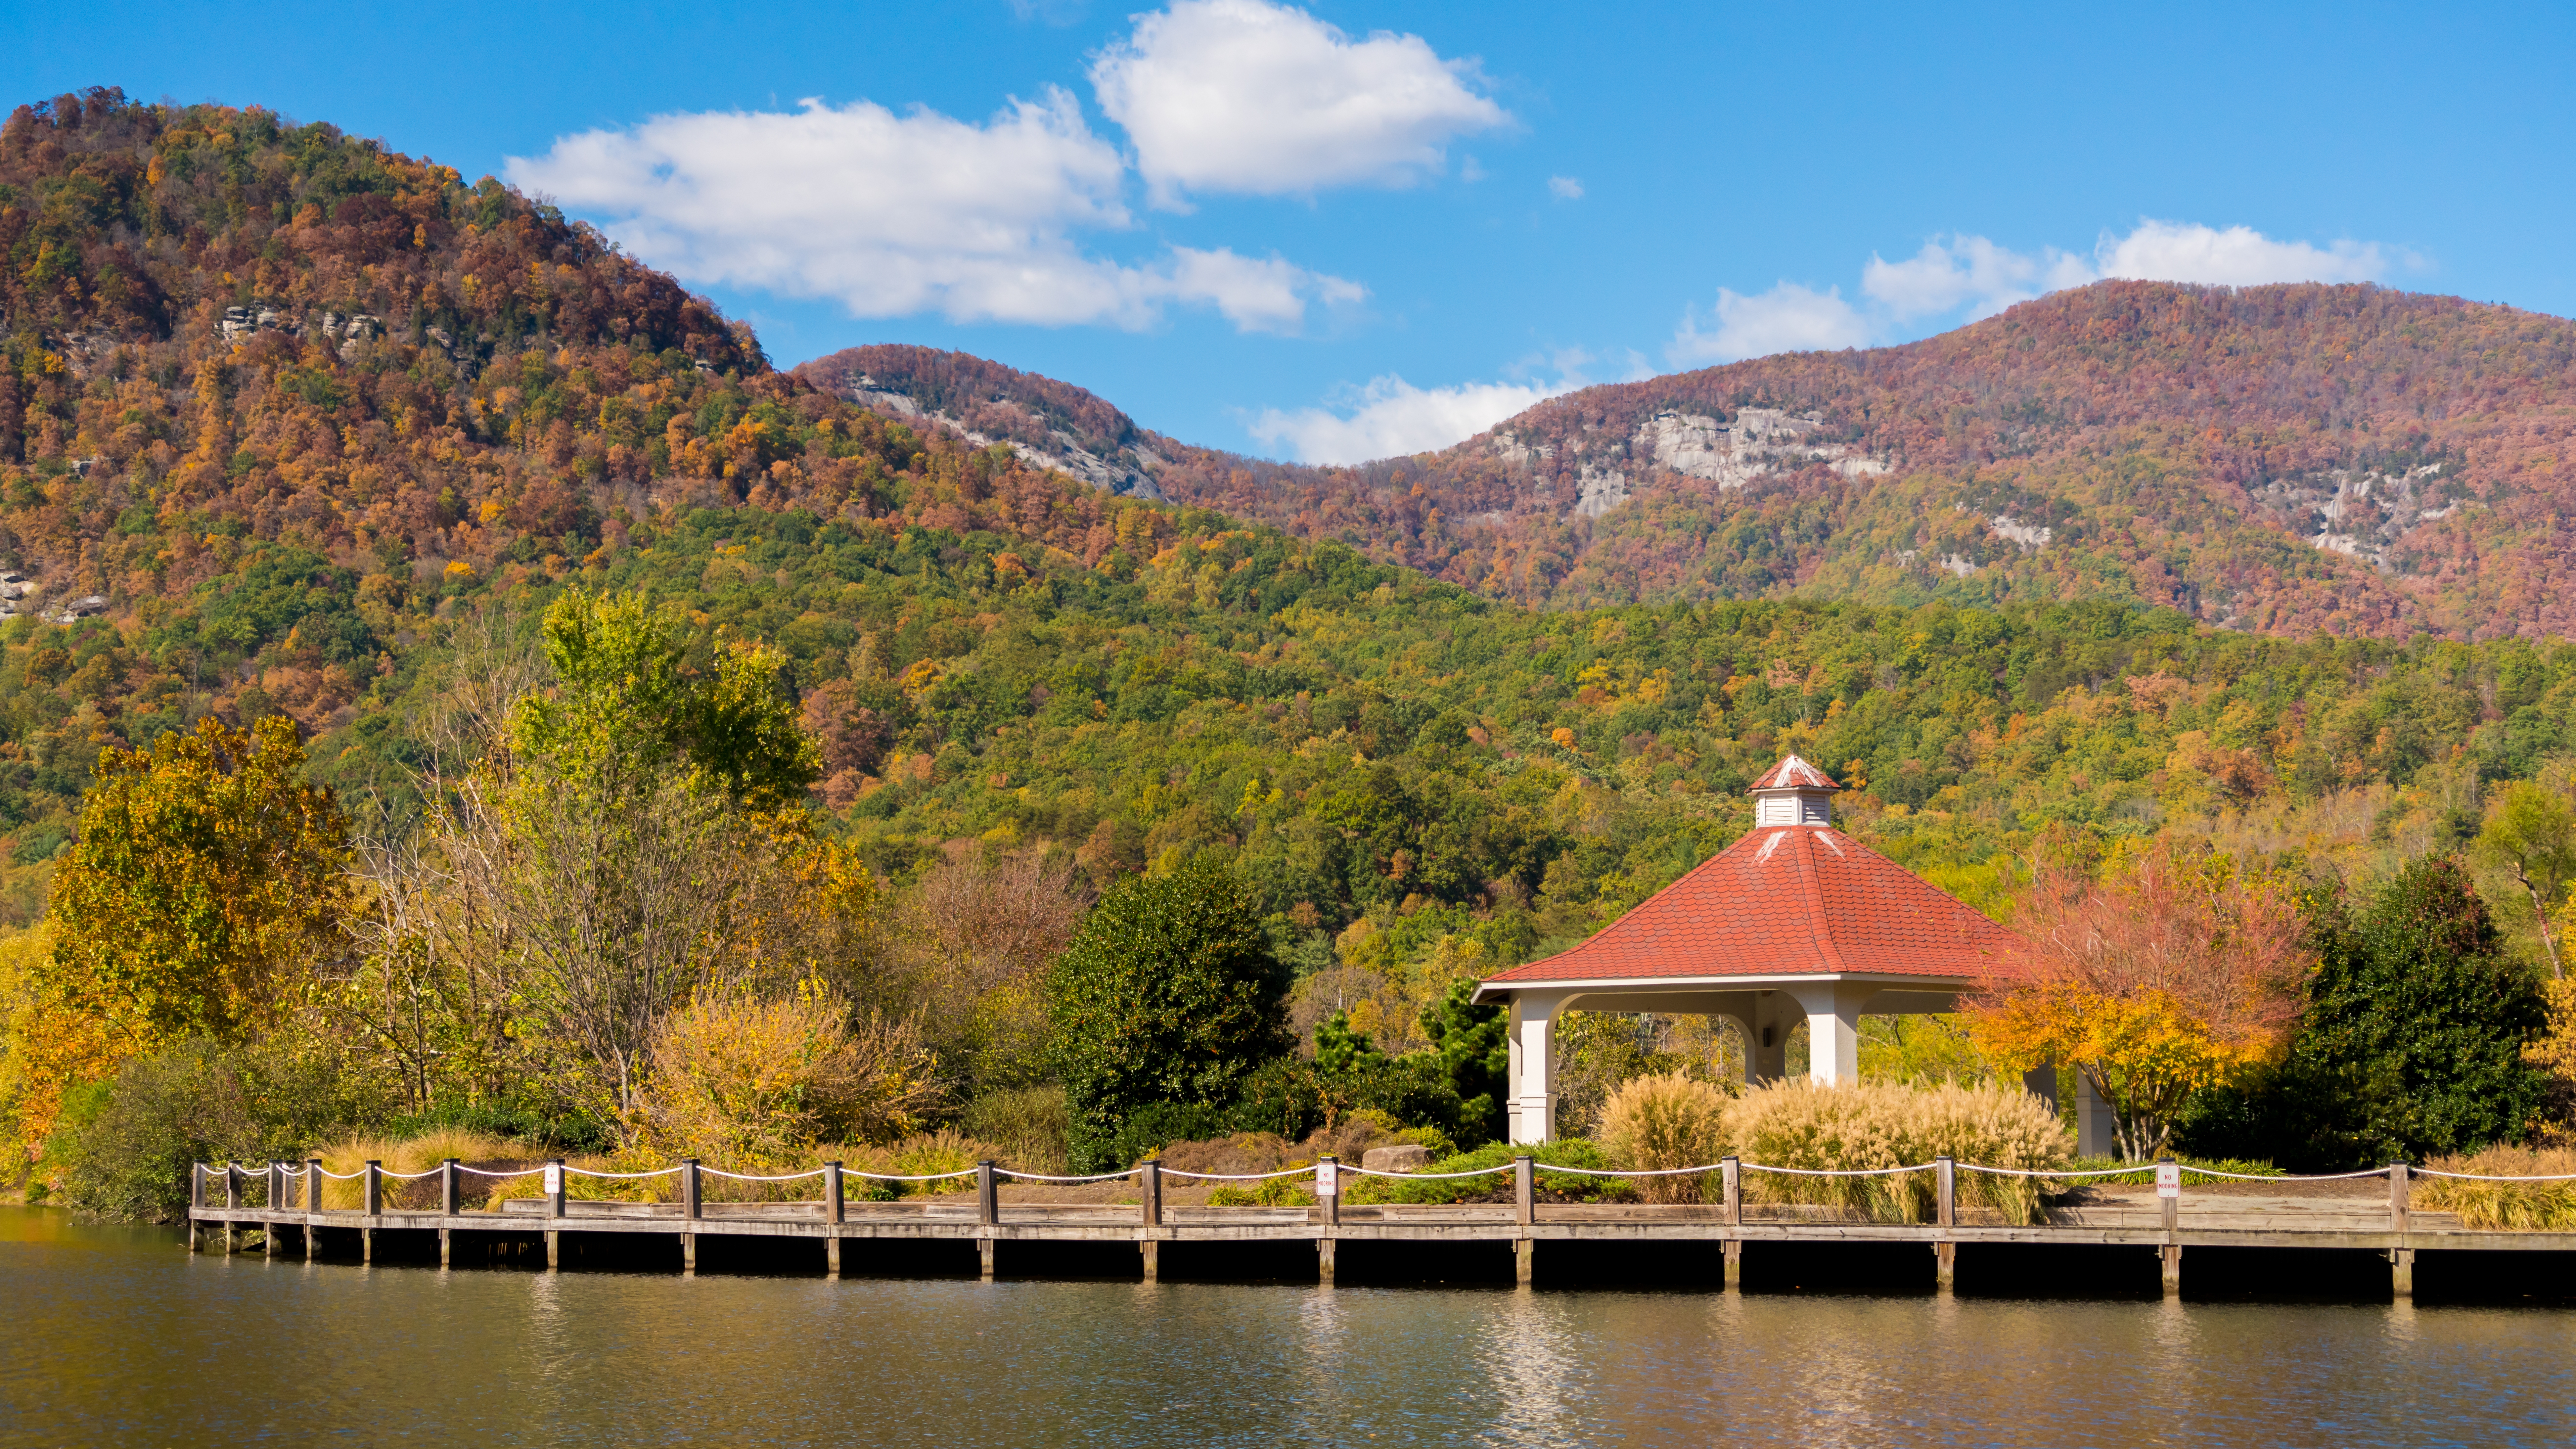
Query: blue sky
[[11, 1, 2574, 462]]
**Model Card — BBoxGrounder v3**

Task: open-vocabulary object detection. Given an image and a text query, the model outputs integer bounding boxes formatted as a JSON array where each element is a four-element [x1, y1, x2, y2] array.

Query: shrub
[[961, 1085, 1073, 1176], [1598, 1072, 1728, 1203], [1207, 1178, 1315, 1207], [1343, 1138, 1632, 1206], [2416, 1146, 2576, 1230], [1048, 856, 1291, 1170], [1726, 1079, 2071, 1225], [645, 985, 937, 1167], [42, 1041, 261, 1220]]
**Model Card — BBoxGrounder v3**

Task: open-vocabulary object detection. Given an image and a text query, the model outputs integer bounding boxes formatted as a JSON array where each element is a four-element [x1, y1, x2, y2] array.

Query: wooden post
[[1513, 1155, 1535, 1227], [224, 1164, 239, 1255], [1318, 1155, 1340, 1228], [442, 1159, 461, 1216], [1515, 1238, 1534, 1287], [1721, 1156, 1741, 1226], [1317, 1236, 1336, 1284], [681, 1158, 701, 1276], [2157, 1155, 2180, 1296], [364, 1160, 383, 1216], [977, 1160, 997, 1279], [1139, 1161, 1162, 1283], [2390, 1161, 2413, 1298], [306, 1158, 323, 1260], [1934, 1154, 1956, 1294], [188, 1164, 204, 1253], [546, 1158, 565, 1273], [825, 1161, 844, 1278], [1722, 1239, 1743, 1290], [262, 1162, 279, 1258]]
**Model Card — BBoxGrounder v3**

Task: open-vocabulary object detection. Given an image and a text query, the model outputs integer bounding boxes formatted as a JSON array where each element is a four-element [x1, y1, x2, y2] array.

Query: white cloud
[[1548, 175, 1583, 200], [1249, 374, 1569, 464], [1091, 0, 1509, 207], [2093, 219, 2393, 286], [1669, 283, 1870, 365], [506, 91, 1360, 333], [1682, 220, 2412, 364]]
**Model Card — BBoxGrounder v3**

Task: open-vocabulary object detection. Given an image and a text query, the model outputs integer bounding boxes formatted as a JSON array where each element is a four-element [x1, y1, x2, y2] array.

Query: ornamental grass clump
[[2416, 1146, 2576, 1230], [1598, 1072, 1729, 1203], [1727, 1079, 2070, 1225]]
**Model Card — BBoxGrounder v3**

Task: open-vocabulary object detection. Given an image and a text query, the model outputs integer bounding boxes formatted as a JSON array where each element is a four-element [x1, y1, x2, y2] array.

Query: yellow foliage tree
[[1968, 840, 2313, 1159], [15, 717, 350, 1155]]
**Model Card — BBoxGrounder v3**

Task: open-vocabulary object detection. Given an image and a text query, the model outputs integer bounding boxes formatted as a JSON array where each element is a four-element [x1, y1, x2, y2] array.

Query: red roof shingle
[[1482, 824, 2023, 987]]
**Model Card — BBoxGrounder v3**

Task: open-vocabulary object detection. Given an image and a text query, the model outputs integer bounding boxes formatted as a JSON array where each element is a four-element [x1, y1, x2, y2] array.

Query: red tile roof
[[1482, 825, 2024, 987], [1749, 754, 1840, 792]]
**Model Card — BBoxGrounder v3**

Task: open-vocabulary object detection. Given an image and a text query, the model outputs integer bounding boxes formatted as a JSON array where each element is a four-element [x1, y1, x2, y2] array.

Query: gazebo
[[1474, 756, 2060, 1144]]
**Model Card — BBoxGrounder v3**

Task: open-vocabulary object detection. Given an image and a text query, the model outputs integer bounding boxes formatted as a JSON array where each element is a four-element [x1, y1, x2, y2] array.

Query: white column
[[1506, 993, 1563, 1144], [1789, 981, 1866, 1085]]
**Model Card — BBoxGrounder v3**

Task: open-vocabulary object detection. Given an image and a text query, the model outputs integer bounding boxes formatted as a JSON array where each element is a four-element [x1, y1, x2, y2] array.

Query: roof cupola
[[1748, 754, 1839, 827]]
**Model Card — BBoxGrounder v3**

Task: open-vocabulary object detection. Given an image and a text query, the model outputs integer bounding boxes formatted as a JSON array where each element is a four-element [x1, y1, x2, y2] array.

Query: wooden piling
[[1139, 1161, 1163, 1283], [1513, 1156, 1535, 1228], [546, 1156, 565, 1272], [223, 1164, 238, 1255], [1140, 1239, 1159, 1282], [1317, 1236, 1336, 1284], [1722, 1239, 1742, 1290], [976, 1159, 998, 1279], [1934, 1155, 1957, 1294], [2390, 1162, 2413, 1298], [306, 1158, 323, 1259], [188, 1165, 204, 1253], [1514, 1237, 1534, 1287], [2160, 1245, 2182, 1296], [1318, 1156, 1340, 1228]]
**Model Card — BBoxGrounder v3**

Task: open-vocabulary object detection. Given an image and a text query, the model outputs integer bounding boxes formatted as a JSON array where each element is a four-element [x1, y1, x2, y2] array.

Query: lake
[[4, 1207, 2572, 1446]]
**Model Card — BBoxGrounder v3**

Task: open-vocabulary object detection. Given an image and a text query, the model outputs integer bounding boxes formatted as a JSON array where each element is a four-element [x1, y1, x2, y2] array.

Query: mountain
[[805, 284, 2576, 640], [8, 87, 2576, 978]]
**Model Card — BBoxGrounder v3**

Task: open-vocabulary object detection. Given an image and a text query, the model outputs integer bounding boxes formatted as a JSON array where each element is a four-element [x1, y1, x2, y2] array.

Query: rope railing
[[204, 1156, 2576, 1196]]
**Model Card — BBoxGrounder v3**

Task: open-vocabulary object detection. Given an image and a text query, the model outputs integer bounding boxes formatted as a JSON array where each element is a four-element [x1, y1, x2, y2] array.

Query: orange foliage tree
[[1968, 841, 2315, 1159]]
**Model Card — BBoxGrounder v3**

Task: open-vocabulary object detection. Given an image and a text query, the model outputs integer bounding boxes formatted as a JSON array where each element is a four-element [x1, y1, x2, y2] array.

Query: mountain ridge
[[802, 283, 2576, 640]]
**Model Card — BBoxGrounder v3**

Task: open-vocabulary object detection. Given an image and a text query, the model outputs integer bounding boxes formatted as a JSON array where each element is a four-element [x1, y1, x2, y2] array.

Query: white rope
[[846, 1168, 980, 1182], [564, 1166, 683, 1179], [698, 1168, 826, 1182], [455, 1165, 548, 1178], [2182, 1166, 2386, 1182], [375, 1168, 441, 1180], [1741, 1162, 1937, 1178], [997, 1169, 1137, 1183], [1349, 1165, 1516, 1180], [1959, 1164, 2184, 1179], [2414, 1168, 2576, 1182], [1544, 1163, 1729, 1178], [317, 1168, 366, 1180], [1156, 1165, 1316, 1181]]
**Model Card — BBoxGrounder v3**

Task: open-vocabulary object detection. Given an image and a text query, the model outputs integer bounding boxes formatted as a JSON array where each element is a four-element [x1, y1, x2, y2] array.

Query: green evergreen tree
[[2183, 855, 2549, 1168], [1047, 856, 1290, 1170]]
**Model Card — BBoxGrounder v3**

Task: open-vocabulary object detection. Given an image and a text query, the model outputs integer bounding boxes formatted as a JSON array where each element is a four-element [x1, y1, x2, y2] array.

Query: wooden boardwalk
[[183, 1159, 2576, 1296]]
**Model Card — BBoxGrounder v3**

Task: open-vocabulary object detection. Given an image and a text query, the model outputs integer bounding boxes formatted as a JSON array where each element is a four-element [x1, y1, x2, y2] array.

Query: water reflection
[[2, 1209, 2572, 1447]]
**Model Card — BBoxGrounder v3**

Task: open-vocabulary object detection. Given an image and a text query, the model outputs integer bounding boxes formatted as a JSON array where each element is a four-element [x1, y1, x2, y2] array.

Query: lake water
[[4, 1208, 2573, 1447]]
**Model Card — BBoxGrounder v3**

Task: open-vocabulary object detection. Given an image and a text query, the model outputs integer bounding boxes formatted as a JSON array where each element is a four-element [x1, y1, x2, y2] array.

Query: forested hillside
[[811, 287, 2576, 640], [5, 85, 2576, 973]]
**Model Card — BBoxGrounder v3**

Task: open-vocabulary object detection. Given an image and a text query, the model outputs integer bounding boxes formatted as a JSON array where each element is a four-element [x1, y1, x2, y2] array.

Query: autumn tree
[[17, 717, 351, 1150], [1968, 840, 2313, 1159], [2475, 780, 2575, 980]]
